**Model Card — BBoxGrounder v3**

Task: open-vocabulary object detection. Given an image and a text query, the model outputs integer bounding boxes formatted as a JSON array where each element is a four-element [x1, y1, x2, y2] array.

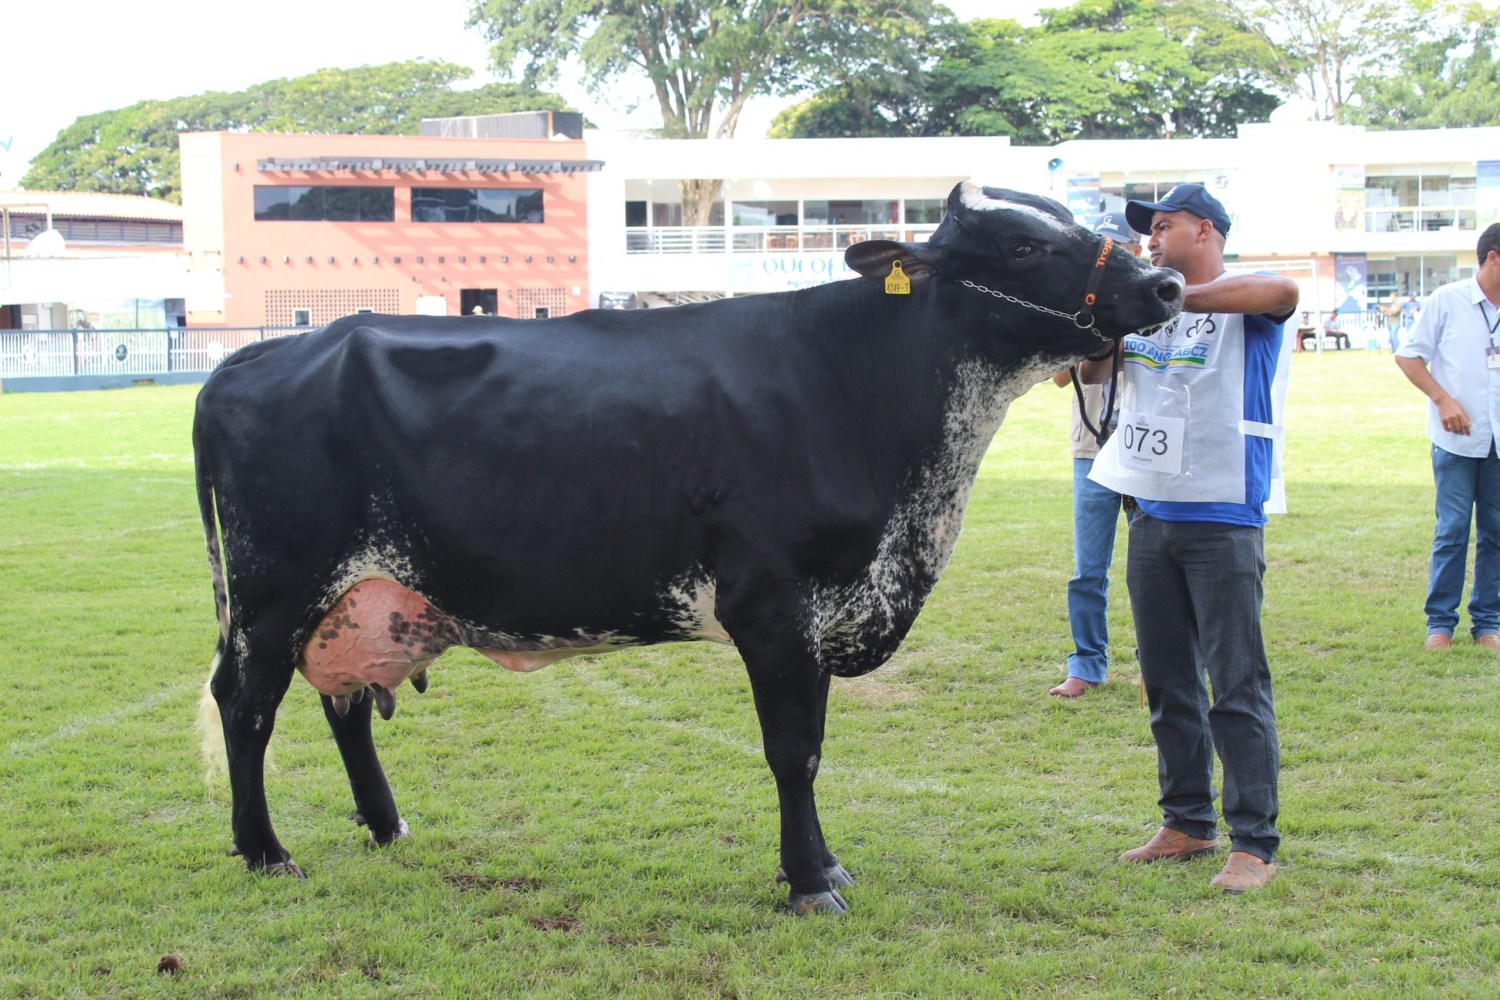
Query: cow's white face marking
[[958, 181, 1074, 235]]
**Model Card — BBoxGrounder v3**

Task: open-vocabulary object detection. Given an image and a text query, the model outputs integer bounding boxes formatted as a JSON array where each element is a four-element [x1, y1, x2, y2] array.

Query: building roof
[[0, 190, 183, 222], [254, 155, 604, 175]]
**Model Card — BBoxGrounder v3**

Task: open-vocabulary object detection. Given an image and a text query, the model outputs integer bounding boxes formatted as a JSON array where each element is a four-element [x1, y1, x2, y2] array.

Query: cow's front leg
[[776, 669, 854, 890], [741, 641, 848, 914], [320, 691, 407, 846], [211, 635, 300, 876]]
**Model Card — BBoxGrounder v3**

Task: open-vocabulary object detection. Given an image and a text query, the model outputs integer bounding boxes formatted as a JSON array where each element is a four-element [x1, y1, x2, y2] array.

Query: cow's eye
[[1010, 242, 1034, 259]]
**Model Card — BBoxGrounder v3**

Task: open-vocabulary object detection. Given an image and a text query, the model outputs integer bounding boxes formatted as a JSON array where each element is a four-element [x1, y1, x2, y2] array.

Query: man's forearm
[[1394, 354, 1450, 404], [1185, 273, 1299, 317]]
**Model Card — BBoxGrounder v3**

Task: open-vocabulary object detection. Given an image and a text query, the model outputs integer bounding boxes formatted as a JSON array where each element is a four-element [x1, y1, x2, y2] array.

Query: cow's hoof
[[825, 863, 855, 888], [368, 817, 409, 847], [786, 889, 848, 915], [776, 864, 855, 889], [264, 860, 305, 878]]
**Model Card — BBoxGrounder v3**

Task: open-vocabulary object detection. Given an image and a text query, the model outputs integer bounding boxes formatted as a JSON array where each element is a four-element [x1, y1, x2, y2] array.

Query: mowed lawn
[[1, 349, 1497, 998]]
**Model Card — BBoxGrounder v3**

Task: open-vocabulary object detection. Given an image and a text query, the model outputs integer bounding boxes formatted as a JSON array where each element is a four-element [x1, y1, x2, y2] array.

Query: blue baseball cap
[[1093, 213, 1139, 243], [1125, 183, 1231, 238]]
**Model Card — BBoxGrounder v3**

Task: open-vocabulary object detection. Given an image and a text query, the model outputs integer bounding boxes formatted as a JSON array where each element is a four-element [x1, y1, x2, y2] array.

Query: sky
[[0, 0, 1042, 188]]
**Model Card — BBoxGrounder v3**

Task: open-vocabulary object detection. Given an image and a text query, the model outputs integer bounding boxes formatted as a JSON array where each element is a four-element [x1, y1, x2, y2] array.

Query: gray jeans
[[1126, 513, 1281, 862]]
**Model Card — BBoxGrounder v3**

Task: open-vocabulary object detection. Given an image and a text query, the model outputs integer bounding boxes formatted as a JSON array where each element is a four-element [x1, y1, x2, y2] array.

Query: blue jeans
[[1066, 458, 1123, 683], [1126, 514, 1280, 862], [1425, 443, 1500, 637]]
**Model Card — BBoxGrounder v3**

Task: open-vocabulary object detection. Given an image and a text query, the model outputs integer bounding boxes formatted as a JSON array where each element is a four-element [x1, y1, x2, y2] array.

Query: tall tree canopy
[[468, 0, 952, 222], [1227, 0, 1500, 125], [1230, 0, 1404, 123], [772, 0, 1285, 141], [22, 61, 573, 202], [1348, 13, 1500, 127]]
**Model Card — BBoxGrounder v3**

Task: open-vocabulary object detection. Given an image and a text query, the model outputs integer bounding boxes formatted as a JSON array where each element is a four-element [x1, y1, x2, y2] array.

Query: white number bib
[[1116, 410, 1185, 475]]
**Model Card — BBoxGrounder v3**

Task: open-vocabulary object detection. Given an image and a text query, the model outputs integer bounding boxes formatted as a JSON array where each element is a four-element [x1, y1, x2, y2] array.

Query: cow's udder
[[299, 579, 459, 696]]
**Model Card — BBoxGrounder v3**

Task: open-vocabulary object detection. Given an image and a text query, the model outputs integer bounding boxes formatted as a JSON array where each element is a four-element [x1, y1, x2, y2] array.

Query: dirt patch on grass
[[837, 675, 917, 706]]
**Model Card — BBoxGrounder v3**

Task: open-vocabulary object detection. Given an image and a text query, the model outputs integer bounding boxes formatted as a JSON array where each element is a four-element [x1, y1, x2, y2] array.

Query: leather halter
[[957, 234, 1116, 333]]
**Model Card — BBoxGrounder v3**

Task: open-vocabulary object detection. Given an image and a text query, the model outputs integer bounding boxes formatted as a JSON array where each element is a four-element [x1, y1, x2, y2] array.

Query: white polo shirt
[[1397, 276, 1500, 458]]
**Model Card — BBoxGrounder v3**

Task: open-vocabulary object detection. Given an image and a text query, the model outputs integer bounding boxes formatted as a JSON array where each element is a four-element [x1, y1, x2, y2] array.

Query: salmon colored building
[[180, 124, 599, 328]]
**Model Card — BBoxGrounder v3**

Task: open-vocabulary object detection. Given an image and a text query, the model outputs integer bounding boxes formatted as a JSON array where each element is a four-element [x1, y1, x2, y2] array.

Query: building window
[[411, 188, 544, 223], [1365, 169, 1477, 233], [731, 201, 798, 226], [803, 199, 898, 225], [253, 186, 394, 222], [292, 309, 312, 326], [904, 199, 944, 224]]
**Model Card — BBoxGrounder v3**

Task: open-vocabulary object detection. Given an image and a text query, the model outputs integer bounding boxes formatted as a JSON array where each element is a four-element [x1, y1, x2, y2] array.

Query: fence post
[[71, 328, 80, 376]]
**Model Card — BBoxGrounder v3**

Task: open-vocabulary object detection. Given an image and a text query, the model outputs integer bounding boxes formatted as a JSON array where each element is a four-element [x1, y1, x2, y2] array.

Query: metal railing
[[0, 326, 312, 380], [625, 223, 938, 254]]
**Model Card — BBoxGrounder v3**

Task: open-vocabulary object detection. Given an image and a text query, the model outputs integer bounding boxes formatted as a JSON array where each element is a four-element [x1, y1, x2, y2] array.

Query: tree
[[468, 0, 952, 223], [771, 1, 1284, 142], [1227, 0, 1417, 123], [1347, 6, 1500, 127], [22, 61, 573, 202]]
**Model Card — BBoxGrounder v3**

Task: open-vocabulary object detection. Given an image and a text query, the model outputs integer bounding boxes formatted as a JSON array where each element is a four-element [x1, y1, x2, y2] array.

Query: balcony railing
[[1365, 206, 1478, 234], [625, 224, 939, 254]]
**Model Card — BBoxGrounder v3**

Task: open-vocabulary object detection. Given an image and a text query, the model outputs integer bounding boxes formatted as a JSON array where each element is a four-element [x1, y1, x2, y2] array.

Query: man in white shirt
[[1395, 223, 1500, 650]]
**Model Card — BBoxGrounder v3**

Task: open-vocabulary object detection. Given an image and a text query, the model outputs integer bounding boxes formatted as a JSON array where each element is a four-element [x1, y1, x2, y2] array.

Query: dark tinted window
[[411, 188, 544, 223], [254, 186, 394, 221]]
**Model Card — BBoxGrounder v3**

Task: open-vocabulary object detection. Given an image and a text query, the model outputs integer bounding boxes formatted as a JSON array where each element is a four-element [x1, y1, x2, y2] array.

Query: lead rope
[[1067, 342, 1121, 447]]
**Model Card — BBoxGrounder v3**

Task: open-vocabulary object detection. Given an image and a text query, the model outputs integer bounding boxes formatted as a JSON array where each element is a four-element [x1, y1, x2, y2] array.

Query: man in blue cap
[[1080, 183, 1298, 893], [1048, 213, 1141, 698]]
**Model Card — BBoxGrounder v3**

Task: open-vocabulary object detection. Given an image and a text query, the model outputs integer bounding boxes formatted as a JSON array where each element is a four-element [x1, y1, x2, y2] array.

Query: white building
[[586, 120, 1500, 328]]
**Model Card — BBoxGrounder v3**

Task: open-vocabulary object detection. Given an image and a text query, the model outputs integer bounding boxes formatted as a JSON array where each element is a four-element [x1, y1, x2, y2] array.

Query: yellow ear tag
[[885, 259, 912, 295]]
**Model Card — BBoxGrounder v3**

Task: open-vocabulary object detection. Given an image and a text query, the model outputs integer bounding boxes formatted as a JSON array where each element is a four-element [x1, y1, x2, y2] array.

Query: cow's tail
[[193, 419, 232, 789]]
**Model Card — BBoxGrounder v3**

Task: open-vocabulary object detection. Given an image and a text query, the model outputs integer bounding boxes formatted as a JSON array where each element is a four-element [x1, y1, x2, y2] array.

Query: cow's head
[[846, 181, 1182, 359]]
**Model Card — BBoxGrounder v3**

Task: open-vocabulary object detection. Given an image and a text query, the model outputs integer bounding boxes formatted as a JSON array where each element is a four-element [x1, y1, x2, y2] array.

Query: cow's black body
[[195, 183, 1182, 912]]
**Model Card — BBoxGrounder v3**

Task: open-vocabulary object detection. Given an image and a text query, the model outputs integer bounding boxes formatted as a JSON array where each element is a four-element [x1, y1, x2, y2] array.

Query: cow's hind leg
[[320, 691, 408, 845], [211, 632, 300, 876], [736, 617, 849, 914]]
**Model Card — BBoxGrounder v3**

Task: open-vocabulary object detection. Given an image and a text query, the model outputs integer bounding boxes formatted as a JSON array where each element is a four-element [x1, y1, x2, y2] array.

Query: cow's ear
[[845, 240, 941, 288]]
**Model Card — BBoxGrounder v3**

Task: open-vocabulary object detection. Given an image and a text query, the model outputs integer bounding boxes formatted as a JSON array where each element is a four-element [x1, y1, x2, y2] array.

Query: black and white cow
[[194, 182, 1182, 913]]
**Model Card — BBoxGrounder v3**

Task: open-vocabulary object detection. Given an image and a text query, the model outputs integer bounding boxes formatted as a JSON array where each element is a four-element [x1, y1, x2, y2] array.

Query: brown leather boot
[[1119, 827, 1221, 863], [1210, 851, 1277, 893]]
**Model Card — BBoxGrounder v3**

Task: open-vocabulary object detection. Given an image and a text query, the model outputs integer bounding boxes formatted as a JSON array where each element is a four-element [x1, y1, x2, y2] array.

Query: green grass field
[[2, 350, 1497, 998]]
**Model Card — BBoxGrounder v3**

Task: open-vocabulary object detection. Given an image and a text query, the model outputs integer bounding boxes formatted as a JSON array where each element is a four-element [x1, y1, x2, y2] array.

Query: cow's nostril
[[1156, 277, 1184, 304]]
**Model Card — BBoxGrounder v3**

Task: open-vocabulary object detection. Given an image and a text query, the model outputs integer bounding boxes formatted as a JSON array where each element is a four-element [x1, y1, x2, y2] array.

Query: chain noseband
[[957, 234, 1115, 332]]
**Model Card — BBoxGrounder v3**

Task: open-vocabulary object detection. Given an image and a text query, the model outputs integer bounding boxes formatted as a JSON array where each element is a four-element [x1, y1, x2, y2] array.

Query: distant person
[[1394, 223, 1500, 650], [1402, 293, 1420, 330], [1383, 292, 1404, 352], [1046, 213, 1141, 698], [1322, 311, 1349, 350]]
